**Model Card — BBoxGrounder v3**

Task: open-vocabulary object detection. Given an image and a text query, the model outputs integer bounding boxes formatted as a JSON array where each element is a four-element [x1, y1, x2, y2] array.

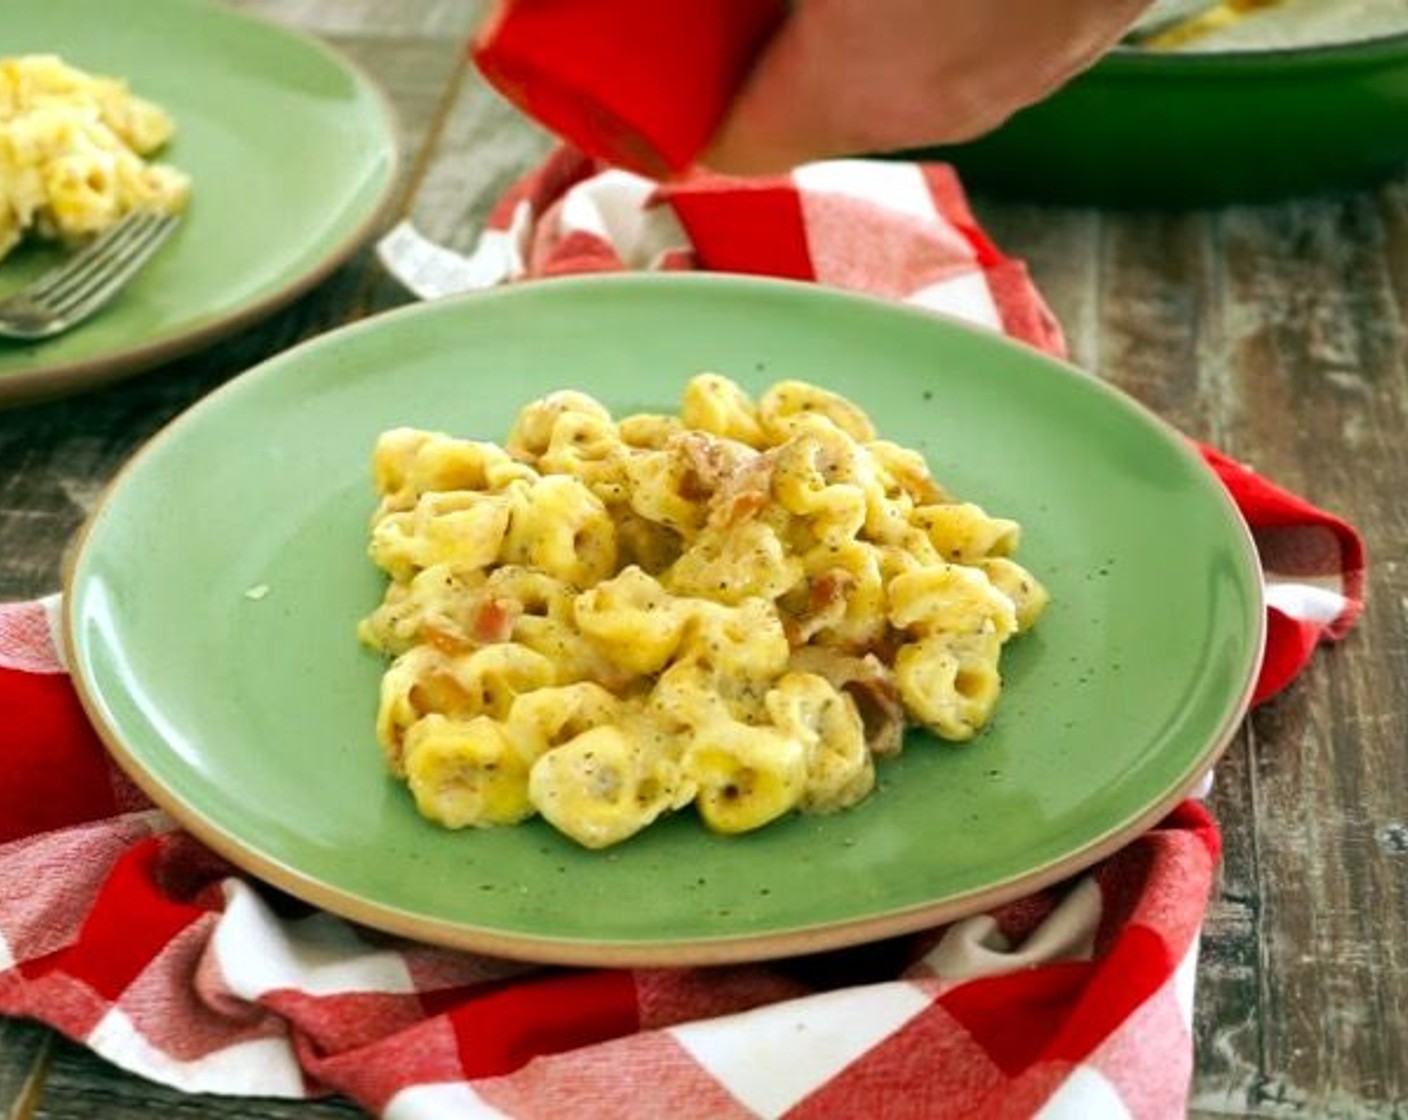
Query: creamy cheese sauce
[[1135, 0, 1408, 51]]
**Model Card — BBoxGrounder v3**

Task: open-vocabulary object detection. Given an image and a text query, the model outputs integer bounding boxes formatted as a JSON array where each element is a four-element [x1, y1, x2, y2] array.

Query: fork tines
[[0, 210, 181, 341]]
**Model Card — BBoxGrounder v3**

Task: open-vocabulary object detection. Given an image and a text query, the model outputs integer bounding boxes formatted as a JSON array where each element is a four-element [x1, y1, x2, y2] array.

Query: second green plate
[[0, 0, 399, 405]]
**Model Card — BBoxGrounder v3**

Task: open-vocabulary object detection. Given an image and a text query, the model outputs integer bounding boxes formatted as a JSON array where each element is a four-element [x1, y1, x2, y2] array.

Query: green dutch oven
[[925, 31, 1408, 207]]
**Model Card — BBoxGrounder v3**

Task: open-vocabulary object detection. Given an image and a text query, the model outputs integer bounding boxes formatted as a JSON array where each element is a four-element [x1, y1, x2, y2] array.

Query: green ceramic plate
[[64, 275, 1264, 966], [928, 31, 1408, 206], [0, 0, 399, 406]]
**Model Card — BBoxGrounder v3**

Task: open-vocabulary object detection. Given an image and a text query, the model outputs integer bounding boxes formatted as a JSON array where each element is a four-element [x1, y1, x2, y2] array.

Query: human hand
[[704, 0, 1152, 174]]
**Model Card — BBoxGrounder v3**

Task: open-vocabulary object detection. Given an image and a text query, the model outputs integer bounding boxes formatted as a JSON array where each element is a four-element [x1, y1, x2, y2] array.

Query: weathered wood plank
[[987, 183, 1408, 1119], [1098, 190, 1406, 1118], [1215, 187, 1407, 1114], [31, 1039, 366, 1120], [402, 74, 556, 249], [0, 1019, 50, 1120], [224, 0, 478, 39]]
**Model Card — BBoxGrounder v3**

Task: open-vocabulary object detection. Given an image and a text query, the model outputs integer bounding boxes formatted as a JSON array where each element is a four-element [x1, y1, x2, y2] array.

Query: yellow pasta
[[573, 567, 692, 676], [765, 672, 875, 812], [686, 719, 809, 834], [529, 723, 690, 849], [403, 713, 535, 829], [0, 55, 189, 265], [360, 373, 1048, 848]]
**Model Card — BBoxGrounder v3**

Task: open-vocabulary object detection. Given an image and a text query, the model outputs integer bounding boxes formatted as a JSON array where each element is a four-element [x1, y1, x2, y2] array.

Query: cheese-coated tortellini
[[617, 412, 683, 450], [375, 646, 434, 772], [978, 557, 1050, 633], [362, 373, 1046, 849], [371, 431, 536, 515], [357, 562, 487, 657], [410, 435, 536, 498], [865, 440, 949, 506], [506, 683, 622, 763], [894, 633, 1005, 742], [529, 725, 689, 848], [468, 568, 630, 689], [445, 643, 559, 720], [502, 475, 617, 586], [688, 598, 791, 681], [537, 409, 628, 500], [371, 428, 438, 509], [506, 390, 613, 460], [648, 655, 735, 734], [612, 506, 683, 574], [623, 445, 711, 536], [0, 55, 190, 265], [665, 520, 804, 604], [369, 490, 513, 581], [765, 673, 875, 813], [758, 380, 877, 444], [574, 566, 693, 675], [771, 432, 868, 545], [888, 563, 1018, 641], [623, 430, 755, 538], [680, 372, 766, 448], [911, 502, 1021, 563], [685, 721, 808, 834], [403, 714, 534, 829], [788, 540, 888, 651]]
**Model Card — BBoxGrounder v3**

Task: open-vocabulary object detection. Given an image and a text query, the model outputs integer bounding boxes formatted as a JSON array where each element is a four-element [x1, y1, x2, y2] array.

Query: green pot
[[924, 32, 1408, 207]]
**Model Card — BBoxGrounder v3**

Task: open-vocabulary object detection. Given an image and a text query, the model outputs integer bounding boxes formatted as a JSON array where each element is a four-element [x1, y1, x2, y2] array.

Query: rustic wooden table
[[2, 2, 1405, 1117]]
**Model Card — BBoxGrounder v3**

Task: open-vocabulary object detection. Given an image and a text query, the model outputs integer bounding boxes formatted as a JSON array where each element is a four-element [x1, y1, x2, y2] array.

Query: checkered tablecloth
[[0, 149, 1364, 1118]]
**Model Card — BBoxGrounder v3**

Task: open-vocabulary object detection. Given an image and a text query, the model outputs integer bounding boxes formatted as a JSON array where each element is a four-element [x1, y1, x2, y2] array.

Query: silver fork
[[0, 211, 181, 341]]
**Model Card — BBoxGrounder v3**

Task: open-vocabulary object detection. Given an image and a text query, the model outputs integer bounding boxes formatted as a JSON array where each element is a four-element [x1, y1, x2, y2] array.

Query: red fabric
[[448, 971, 641, 1078], [472, 0, 786, 178], [1199, 444, 1364, 703], [485, 148, 1067, 356], [663, 173, 819, 281], [0, 151, 1366, 1117], [0, 665, 119, 842]]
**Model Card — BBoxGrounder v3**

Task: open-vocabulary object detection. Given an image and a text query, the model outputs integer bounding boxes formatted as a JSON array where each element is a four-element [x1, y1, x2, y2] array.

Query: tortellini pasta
[[0, 55, 190, 265], [360, 375, 1048, 849]]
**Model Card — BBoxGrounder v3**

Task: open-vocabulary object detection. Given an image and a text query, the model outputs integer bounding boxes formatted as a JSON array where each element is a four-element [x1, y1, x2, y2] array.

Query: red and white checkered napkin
[[1, 153, 1364, 1119]]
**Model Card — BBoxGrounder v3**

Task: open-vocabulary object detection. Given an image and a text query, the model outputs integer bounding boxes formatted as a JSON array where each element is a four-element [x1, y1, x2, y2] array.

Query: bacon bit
[[469, 596, 520, 644], [844, 676, 905, 758], [678, 466, 709, 502], [708, 453, 774, 529], [679, 430, 742, 485], [855, 630, 902, 665], [788, 647, 905, 757], [809, 569, 853, 615], [780, 568, 855, 644], [676, 430, 767, 524], [719, 489, 769, 528]]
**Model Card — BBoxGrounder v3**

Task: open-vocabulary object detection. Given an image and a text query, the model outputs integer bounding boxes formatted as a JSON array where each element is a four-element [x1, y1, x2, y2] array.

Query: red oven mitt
[[471, 0, 786, 178]]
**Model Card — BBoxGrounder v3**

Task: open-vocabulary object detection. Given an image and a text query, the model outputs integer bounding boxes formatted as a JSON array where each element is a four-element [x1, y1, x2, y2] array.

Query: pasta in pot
[[0, 54, 190, 265], [359, 374, 1048, 849]]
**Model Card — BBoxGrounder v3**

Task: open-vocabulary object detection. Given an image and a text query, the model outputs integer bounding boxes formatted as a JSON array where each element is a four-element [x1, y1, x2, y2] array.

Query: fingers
[[703, 0, 1152, 175]]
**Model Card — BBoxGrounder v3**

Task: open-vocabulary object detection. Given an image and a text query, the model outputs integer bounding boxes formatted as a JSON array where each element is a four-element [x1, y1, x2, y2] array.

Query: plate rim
[[61, 273, 1267, 967], [0, 0, 403, 408]]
